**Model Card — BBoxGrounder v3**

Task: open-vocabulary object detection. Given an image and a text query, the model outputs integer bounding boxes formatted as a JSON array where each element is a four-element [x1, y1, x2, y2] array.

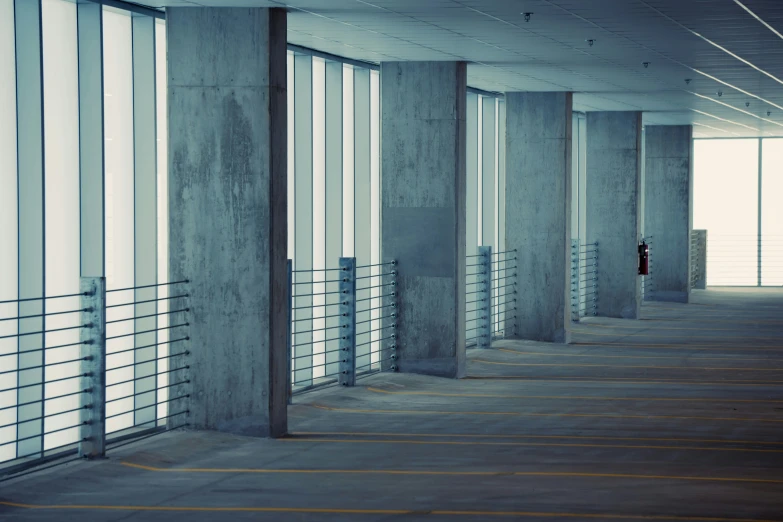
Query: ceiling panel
[[145, 0, 783, 136]]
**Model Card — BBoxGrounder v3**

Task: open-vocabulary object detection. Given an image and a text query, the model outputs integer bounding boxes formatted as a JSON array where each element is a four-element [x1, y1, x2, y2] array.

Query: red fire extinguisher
[[638, 240, 649, 276]]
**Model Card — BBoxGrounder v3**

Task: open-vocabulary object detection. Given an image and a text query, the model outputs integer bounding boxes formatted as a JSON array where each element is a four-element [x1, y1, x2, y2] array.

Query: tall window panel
[[694, 139, 759, 286], [0, 0, 19, 464], [155, 20, 169, 419], [42, 0, 81, 451], [287, 51, 381, 384], [465, 92, 507, 341], [102, 7, 136, 434], [761, 139, 783, 286]]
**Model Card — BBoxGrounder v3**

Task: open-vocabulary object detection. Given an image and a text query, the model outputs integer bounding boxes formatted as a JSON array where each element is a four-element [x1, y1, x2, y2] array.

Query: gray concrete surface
[[2, 288, 783, 521], [167, 7, 288, 436], [505, 92, 572, 343], [381, 62, 467, 378], [586, 112, 643, 319], [644, 126, 693, 303]]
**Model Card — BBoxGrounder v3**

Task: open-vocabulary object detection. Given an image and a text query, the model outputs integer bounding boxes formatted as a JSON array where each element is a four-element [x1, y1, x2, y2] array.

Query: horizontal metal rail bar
[[0, 356, 90, 376], [356, 282, 396, 291], [0, 292, 89, 305], [356, 334, 395, 348], [106, 366, 190, 388], [0, 308, 91, 322], [0, 422, 88, 448], [292, 337, 342, 348], [495, 283, 516, 290], [291, 349, 342, 361], [292, 324, 344, 335], [491, 308, 516, 316], [356, 261, 396, 269], [106, 309, 190, 325], [3, 373, 87, 394], [291, 301, 341, 311], [466, 253, 485, 258], [106, 323, 189, 341], [0, 323, 91, 340], [356, 303, 396, 314], [492, 259, 517, 265], [107, 280, 190, 293], [292, 312, 342, 323], [0, 341, 88, 359], [491, 250, 517, 256], [293, 290, 343, 298], [292, 279, 344, 285], [355, 357, 395, 372], [355, 313, 395, 326], [465, 298, 486, 304], [106, 337, 189, 358], [1, 406, 89, 430], [105, 395, 189, 420], [355, 272, 396, 280], [105, 380, 191, 405], [0, 388, 90, 413], [355, 293, 395, 303], [106, 295, 189, 309], [107, 358, 189, 373], [292, 267, 341, 273], [465, 263, 485, 268]]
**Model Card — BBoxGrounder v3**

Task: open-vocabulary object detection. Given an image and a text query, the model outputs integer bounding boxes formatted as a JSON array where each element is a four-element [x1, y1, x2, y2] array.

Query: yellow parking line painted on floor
[[575, 330, 783, 341], [496, 348, 780, 362], [278, 437, 783, 453], [309, 403, 783, 423], [1, 502, 780, 522], [116, 462, 783, 484], [293, 430, 783, 446], [473, 359, 783, 371], [464, 376, 783, 387], [574, 322, 783, 333], [365, 386, 783, 403], [572, 342, 783, 351]]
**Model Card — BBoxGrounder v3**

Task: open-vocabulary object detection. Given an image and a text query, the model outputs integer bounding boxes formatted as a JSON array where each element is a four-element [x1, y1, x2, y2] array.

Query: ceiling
[[145, 0, 783, 137]]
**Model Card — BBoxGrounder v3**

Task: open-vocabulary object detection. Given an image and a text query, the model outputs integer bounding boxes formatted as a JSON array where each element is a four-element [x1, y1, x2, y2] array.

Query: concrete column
[[644, 125, 693, 303], [505, 92, 572, 342], [167, 7, 288, 436], [586, 112, 643, 319], [381, 61, 466, 378]]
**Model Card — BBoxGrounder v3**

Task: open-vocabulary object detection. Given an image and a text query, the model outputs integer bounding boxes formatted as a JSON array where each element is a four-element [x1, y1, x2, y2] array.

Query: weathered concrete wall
[[167, 8, 288, 436], [586, 112, 642, 319], [505, 92, 572, 342], [644, 125, 693, 303], [381, 62, 466, 378]]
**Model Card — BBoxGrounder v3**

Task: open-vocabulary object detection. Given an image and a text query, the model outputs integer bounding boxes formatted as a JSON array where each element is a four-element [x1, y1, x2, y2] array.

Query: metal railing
[[287, 258, 397, 399], [704, 234, 783, 286], [641, 236, 654, 301], [466, 247, 517, 348], [0, 278, 191, 476], [570, 240, 598, 320], [690, 230, 707, 289]]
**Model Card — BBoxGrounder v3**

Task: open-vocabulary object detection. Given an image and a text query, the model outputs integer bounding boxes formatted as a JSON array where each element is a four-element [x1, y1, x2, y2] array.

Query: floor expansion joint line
[[1, 501, 781, 521], [472, 359, 783, 371], [463, 376, 783, 386], [276, 437, 783, 453], [494, 348, 783, 362], [365, 386, 783, 403], [290, 431, 783, 446], [309, 403, 783, 423], [117, 462, 783, 484]]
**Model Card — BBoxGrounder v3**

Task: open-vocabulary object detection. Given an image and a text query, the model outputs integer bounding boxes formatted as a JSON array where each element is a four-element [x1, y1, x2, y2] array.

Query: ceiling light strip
[[732, 0, 783, 42], [690, 109, 758, 132], [689, 91, 783, 129]]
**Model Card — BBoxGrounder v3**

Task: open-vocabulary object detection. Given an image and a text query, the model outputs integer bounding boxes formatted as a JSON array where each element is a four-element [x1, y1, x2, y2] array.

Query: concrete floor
[[2, 288, 783, 521]]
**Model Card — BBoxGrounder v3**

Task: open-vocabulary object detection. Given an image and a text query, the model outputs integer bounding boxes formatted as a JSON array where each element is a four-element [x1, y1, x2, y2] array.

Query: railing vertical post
[[79, 276, 106, 459], [339, 257, 357, 386], [286, 260, 293, 404], [478, 246, 492, 349], [570, 240, 579, 322]]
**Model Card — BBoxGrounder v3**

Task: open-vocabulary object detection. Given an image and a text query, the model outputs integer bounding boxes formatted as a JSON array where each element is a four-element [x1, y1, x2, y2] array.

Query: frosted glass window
[[761, 139, 783, 286], [155, 20, 169, 419], [287, 51, 295, 260], [694, 139, 759, 286], [103, 7, 136, 433], [370, 69, 380, 363], [312, 57, 326, 377], [0, 0, 18, 464], [342, 65, 355, 257], [42, 0, 81, 451]]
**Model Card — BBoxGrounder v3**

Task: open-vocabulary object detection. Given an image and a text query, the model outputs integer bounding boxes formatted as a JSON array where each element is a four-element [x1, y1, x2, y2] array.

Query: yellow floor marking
[[575, 330, 783, 341], [576, 322, 783, 333], [464, 376, 783, 387], [309, 403, 783, 423], [573, 342, 783, 351], [1, 502, 780, 521], [293, 430, 783, 446], [117, 462, 783, 484], [473, 359, 783, 371], [365, 386, 783, 403], [279, 437, 783, 453], [496, 347, 778, 362]]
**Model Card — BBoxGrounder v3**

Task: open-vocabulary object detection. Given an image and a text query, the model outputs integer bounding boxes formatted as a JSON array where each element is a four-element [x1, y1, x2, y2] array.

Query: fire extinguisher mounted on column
[[638, 240, 649, 276]]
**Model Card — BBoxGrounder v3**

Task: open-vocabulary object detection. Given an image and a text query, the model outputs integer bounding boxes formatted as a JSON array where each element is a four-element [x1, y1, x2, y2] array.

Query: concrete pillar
[[586, 112, 643, 319], [644, 125, 693, 303], [381, 62, 466, 378], [505, 92, 572, 342], [167, 7, 288, 436]]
